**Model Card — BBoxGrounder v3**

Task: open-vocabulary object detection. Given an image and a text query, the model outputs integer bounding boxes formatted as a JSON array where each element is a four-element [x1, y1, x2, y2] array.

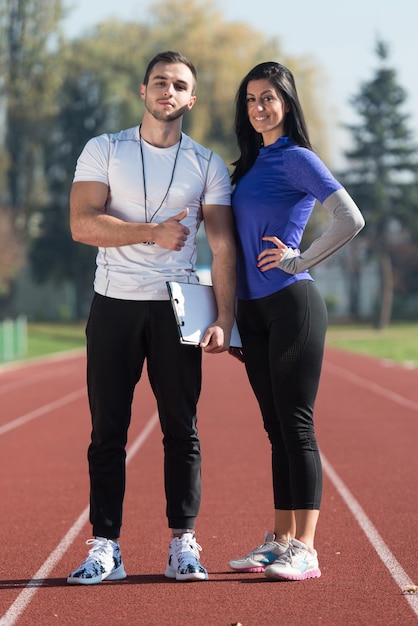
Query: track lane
[[318, 349, 418, 580], [0, 349, 417, 625]]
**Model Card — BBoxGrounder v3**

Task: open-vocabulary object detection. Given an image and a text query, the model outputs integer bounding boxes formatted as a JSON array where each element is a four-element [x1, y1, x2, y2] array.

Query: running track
[[0, 347, 417, 625]]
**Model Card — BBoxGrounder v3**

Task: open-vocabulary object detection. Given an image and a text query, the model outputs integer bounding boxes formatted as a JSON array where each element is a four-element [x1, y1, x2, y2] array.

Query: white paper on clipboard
[[166, 281, 242, 348]]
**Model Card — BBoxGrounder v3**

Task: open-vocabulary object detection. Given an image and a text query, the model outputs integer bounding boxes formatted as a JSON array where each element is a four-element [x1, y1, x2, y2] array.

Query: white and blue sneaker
[[165, 532, 208, 581], [264, 538, 321, 581], [229, 532, 289, 573], [67, 537, 127, 585]]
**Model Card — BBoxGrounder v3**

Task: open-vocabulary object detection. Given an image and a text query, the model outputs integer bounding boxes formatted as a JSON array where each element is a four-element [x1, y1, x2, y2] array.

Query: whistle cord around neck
[[139, 132, 182, 223]]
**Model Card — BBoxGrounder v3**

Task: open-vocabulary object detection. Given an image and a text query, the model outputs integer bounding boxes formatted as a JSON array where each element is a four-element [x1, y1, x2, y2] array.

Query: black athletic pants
[[237, 280, 328, 510], [85, 293, 202, 538]]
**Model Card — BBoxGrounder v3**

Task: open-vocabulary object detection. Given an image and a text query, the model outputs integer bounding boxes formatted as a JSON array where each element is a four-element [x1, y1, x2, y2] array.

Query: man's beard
[[145, 100, 190, 123]]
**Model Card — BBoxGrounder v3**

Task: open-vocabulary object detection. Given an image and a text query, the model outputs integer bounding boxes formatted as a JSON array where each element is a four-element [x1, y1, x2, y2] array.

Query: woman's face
[[245, 78, 289, 145]]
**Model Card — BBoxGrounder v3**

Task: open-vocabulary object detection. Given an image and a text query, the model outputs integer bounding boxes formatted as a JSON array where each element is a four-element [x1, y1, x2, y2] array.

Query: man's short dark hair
[[143, 51, 197, 94]]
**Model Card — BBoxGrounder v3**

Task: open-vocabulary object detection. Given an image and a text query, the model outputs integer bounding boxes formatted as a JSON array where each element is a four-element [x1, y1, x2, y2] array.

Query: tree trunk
[[348, 267, 362, 320], [375, 250, 393, 329]]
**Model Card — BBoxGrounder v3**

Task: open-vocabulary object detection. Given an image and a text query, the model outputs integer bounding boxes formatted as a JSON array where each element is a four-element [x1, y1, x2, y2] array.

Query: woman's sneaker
[[67, 537, 127, 585], [229, 532, 289, 573], [264, 538, 321, 581], [164, 532, 208, 581]]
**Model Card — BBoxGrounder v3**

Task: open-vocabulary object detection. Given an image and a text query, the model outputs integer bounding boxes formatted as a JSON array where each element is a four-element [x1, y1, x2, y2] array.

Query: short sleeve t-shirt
[[231, 135, 342, 300], [73, 126, 231, 300]]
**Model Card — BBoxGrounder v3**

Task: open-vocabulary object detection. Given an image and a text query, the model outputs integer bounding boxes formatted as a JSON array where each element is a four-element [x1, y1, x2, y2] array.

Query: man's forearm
[[211, 253, 237, 328]]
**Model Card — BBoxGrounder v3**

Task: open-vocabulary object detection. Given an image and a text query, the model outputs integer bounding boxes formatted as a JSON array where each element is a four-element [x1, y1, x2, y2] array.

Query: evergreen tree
[[342, 38, 418, 328]]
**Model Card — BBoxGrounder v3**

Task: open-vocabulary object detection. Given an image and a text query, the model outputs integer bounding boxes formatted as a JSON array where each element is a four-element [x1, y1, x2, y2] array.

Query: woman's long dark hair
[[231, 62, 313, 185]]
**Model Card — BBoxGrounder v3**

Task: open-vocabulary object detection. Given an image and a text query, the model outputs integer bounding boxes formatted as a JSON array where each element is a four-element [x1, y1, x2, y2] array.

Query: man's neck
[[139, 116, 182, 148]]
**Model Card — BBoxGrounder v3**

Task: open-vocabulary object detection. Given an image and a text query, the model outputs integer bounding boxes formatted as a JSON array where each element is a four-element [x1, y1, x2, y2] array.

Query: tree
[[0, 0, 64, 313], [341, 38, 418, 328], [0, 207, 25, 296]]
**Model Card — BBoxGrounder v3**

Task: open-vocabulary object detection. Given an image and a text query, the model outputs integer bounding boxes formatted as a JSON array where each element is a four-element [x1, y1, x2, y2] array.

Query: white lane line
[[322, 453, 418, 616], [324, 362, 418, 412], [0, 364, 83, 395], [0, 349, 85, 374], [0, 389, 87, 436], [0, 410, 159, 626]]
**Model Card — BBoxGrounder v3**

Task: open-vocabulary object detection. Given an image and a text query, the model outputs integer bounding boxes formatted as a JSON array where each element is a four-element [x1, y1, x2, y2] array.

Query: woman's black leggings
[[237, 280, 328, 510]]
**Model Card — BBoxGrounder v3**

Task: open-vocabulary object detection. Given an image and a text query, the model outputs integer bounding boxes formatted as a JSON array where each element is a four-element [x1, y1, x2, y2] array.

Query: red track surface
[[1, 348, 417, 625]]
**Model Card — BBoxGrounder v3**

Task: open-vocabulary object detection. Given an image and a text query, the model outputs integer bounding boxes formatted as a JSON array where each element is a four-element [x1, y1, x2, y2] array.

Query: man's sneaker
[[229, 532, 289, 573], [264, 538, 321, 581], [164, 532, 208, 581], [67, 537, 127, 585]]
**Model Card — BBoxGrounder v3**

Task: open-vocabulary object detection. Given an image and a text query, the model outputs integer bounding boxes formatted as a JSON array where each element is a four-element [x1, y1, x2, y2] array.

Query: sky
[[63, 0, 418, 167]]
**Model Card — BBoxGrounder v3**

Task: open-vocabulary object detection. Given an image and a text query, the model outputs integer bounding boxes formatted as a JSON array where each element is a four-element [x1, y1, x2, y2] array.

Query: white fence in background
[[0, 316, 28, 361]]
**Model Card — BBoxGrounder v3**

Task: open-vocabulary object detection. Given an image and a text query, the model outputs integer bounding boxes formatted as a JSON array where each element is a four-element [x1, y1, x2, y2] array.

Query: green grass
[[326, 322, 418, 365], [0, 321, 417, 366], [24, 322, 86, 359]]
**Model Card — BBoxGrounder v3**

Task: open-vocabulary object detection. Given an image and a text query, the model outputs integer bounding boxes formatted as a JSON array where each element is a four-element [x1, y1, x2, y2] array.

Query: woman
[[228, 62, 365, 581]]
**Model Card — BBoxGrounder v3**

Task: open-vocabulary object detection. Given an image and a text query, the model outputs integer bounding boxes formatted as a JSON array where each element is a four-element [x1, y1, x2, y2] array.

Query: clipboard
[[166, 281, 242, 348]]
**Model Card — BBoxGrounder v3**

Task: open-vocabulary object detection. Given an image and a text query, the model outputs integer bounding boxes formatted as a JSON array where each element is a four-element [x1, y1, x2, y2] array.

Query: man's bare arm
[[200, 203, 237, 352], [70, 181, 190, 250]]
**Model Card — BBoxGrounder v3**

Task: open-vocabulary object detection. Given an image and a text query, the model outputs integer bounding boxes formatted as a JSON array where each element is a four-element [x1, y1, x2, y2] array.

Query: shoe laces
[[84, 538, 113, 565], [258, 532, 276, 549], [250, 532, 282, 555], [174, 533, 202, 566], [276, 539, 306, 565]]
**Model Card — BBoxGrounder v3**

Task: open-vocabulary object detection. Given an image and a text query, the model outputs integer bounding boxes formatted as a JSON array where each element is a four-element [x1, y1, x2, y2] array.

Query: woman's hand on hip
[[257, 236, 288, 271]]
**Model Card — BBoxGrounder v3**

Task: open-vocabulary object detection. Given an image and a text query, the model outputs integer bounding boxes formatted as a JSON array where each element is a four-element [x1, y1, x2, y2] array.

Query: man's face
[[140, 62, 196, 123]]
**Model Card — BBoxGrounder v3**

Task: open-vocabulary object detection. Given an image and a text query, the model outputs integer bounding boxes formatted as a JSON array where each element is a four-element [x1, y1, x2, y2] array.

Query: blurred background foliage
[[0, 0, 417, 325]]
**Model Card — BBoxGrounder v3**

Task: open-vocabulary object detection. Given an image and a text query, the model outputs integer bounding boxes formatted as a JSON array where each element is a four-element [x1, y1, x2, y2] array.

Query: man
[[67, 51, 236, 585]]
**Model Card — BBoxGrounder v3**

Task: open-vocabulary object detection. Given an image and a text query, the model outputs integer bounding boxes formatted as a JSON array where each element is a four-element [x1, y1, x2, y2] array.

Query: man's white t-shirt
[[73, 125, 232, 300]]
